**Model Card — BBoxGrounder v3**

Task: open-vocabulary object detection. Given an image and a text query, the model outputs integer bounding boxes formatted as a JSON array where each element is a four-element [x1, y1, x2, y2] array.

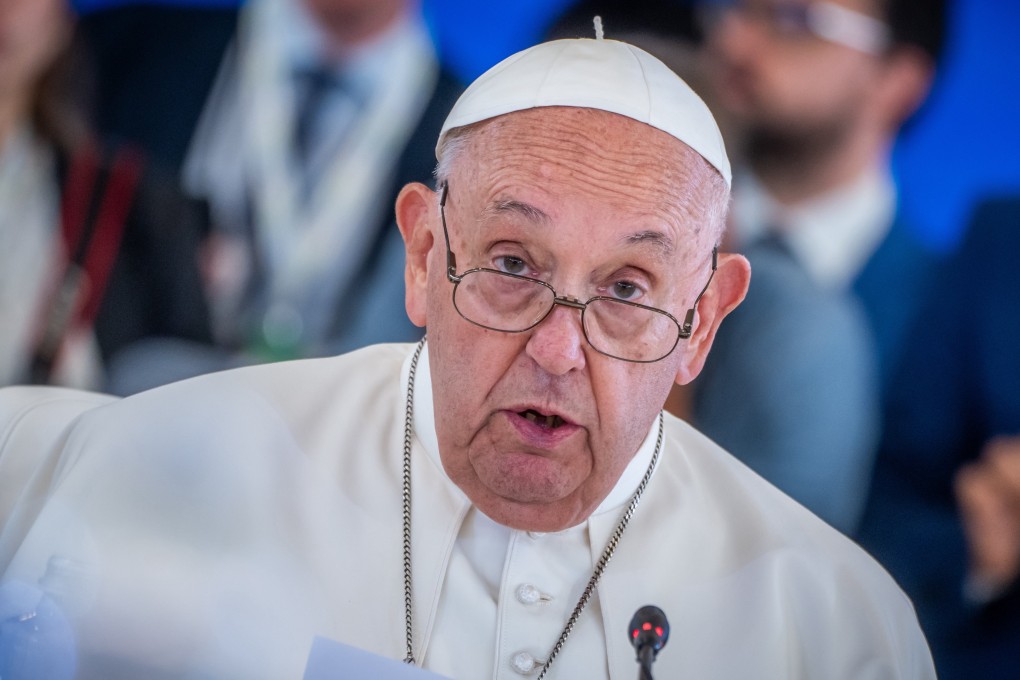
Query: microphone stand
[[637, 644, 656, 680]]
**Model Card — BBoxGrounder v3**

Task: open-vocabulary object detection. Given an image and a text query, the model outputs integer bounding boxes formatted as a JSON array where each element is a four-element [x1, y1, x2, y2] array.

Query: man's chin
[[475, 497, 591, 533], [461, 474, 589, 532]]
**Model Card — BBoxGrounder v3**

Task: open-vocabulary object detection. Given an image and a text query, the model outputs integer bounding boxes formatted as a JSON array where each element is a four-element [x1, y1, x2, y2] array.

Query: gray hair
[[434, 124, 475, 187], [680, 150, 731, 248]]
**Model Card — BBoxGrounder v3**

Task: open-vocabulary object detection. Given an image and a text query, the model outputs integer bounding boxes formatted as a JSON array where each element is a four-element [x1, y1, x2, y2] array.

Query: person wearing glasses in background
[[0, 33, 933, 679], [686, 0, 947, 533]]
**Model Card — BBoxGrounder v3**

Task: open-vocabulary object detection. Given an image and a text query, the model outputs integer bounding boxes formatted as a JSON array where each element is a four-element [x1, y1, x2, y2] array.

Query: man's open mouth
[[519, 409, 566, 429]]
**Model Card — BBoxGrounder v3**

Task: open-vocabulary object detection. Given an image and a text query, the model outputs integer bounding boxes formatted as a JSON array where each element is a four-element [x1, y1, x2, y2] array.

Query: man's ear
[[876, 46, 935, 130], [396, 182, 436, 328], [675, 252, 751, 385]]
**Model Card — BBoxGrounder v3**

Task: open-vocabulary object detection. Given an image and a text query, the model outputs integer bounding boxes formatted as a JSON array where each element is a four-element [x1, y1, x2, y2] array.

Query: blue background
[[71, 0, 1020, 250]]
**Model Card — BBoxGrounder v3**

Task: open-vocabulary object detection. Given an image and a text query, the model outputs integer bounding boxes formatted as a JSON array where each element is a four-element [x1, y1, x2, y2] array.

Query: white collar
[[732, 167, 896, 289], [400, 342, 662, 526]]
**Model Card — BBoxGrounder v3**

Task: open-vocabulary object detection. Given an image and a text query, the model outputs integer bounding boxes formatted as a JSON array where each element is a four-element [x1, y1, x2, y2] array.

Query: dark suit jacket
[[80, 150, 213, 363], [857, 196, 1020, 680], [79, 4, 464, 356], [853, 214, 941, 398]]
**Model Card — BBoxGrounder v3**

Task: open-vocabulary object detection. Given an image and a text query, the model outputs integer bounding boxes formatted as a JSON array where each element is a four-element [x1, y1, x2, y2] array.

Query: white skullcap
[[437, 37, 731, 187]]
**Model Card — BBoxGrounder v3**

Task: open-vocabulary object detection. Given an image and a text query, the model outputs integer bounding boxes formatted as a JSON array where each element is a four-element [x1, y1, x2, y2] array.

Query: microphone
[[628, 605, 669, 680]]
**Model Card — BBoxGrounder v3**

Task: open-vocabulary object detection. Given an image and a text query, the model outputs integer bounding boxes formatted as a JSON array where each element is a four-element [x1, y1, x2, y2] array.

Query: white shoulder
[[0, 387, 118, 523], [651, 414, 934, 678]]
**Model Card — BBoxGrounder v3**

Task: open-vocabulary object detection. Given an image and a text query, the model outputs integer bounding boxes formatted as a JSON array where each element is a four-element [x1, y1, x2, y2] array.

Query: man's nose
[[525, 303, 587, 376]]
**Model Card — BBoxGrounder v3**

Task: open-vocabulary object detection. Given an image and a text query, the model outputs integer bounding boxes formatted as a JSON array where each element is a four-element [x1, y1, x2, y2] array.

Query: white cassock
[[0, 343, 933, 679]]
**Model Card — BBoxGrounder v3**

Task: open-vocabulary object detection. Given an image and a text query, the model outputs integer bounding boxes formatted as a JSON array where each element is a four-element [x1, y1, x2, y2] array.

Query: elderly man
[[0, 36, 931, 679]]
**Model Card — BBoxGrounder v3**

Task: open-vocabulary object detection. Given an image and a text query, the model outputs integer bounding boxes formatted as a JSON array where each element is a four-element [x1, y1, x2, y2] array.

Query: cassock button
[[516, 583, 553, 605], [510, 651, 545, 675]]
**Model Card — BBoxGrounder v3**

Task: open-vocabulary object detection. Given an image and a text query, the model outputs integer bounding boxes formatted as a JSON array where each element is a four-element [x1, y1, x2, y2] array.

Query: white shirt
[[731, 167, 897, 289], [0, 343, 934, 679]]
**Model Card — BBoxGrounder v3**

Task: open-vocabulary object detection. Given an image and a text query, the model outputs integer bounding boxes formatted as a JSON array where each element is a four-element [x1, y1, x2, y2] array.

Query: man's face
[[0, 0, 70, 96], [705, 0, 889, 156], [299, 0, 407, 46], [398, 108, 739, 532]]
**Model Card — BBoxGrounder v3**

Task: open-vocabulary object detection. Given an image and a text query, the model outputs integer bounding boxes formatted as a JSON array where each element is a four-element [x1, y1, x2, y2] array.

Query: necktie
[[292, 64, 339, 171], [755, 230, 794, 259]]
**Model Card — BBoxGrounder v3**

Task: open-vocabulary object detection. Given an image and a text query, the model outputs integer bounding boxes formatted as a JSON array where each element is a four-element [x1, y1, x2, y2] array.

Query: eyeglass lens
[[452, 270, 680, 362]]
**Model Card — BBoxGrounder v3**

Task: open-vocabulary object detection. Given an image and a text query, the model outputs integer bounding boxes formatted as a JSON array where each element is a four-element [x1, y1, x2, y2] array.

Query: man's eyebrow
[[622, 230, 676, 257], [479, 201, 676, 256], [482, 199, 550, 224]]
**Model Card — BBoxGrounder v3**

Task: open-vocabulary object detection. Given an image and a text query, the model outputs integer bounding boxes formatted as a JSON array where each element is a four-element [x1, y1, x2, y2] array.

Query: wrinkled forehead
[[444, 107, 723, 237], [468, 107, 696, 163]]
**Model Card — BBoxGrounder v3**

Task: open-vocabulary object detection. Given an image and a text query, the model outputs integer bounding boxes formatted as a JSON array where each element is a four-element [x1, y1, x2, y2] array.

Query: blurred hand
[[956, 436, 1020, 594]]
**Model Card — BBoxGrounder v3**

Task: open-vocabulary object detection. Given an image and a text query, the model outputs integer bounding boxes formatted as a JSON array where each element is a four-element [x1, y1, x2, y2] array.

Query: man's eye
[[612, 281, 640, 300], [496, 256, 527, 275]]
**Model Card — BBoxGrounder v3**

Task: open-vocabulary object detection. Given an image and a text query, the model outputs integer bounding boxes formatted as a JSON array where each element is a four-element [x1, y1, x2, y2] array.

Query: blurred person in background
[[80, 0, 463, 393], [685, 0, 947, 533], [859, 195, 1020, 679], [0, 0, 210, 389], [701, 0, 946, 386], [551, 0, 882, 533]]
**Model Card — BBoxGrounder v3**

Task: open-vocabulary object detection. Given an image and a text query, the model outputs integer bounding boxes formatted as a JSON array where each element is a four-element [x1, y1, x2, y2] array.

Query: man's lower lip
[[505, 411, 580, 446]]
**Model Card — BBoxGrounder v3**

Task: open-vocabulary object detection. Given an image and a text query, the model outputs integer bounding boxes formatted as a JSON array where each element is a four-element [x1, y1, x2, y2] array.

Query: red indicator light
[[655, 627, 663, 637], [642, 622, 652, 631], [632, 630, 639, 638]]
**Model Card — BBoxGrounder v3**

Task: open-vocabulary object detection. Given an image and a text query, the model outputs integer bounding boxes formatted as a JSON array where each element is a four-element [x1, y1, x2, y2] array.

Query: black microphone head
[[628, 604, 670, 656]]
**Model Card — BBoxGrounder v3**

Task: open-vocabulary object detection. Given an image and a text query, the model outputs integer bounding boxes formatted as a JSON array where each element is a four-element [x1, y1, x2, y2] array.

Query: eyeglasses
[[438, 182, 717, 364], [701, 0, 891, 55]]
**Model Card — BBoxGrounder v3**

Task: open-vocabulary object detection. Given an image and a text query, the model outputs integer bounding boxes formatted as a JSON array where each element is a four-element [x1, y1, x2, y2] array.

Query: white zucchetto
[[436, 37, 731, 186]]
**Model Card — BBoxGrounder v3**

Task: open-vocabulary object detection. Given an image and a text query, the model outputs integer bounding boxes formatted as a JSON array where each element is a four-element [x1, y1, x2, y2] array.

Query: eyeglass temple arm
[[679, 246, 718, 339], [439, 182, 461, 282]]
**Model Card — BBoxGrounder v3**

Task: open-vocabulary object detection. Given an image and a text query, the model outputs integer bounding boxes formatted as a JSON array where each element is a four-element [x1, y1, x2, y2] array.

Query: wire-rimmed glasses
[[438, 182, 717, 363]]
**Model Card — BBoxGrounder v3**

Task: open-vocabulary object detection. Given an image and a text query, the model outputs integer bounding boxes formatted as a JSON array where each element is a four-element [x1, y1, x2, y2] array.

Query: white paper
[[303, 636, 453, 679]]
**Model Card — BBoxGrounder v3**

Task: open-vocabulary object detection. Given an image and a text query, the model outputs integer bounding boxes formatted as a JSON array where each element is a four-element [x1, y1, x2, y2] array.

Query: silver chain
[[401, 336, 664, 677], [402, 337, 426, 664]]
